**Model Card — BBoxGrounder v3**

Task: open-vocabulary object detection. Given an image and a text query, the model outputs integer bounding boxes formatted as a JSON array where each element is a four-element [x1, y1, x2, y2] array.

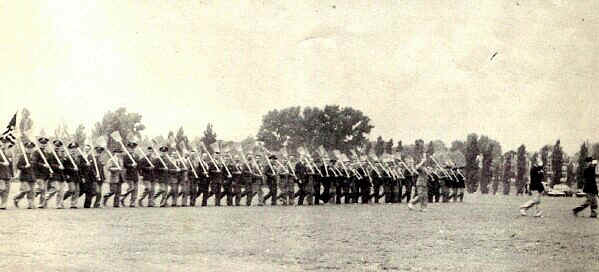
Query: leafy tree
[[480, 143, 494, 194], [516, 145, 527, 194], [395, 140, 403, 154], [551, 140, 563, 187], [450, 140, 465, 154], [73, 124, 87, 147], [92, 107, 145, 151], [384, 138, 394, 154], [200, 123, 217, 152], [374, 136, 385, 157], [426, 141, 435, 157], [540, 145, 550, 169], [413, 139, 425, 163], [566, 161, 575, 187], [465, 133, 480, 193], [576, 143, 589, 189], [256, 105, 373, 154], [503, 152, 515, 195]]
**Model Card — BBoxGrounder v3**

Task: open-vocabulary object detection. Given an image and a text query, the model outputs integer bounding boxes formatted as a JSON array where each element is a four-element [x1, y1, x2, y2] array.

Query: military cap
[[585, 157, 594, 162], [38, 137, 49, 144], [147, 146, 153, 150], [67, 143, 79, 149], [126, 142, 138, 148], [24, 142, 36, 148], [159, 146, 169, 152], [268, 155, 277, 160], [94, 146, 105, 151], [53, 139, 63, 147]]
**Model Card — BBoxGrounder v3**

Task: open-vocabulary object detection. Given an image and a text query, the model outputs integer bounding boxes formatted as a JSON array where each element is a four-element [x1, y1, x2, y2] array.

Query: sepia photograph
[[0, 1, 598, 271]]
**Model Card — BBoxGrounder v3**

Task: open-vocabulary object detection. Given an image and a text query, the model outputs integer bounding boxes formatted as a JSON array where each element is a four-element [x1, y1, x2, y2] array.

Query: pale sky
[[1, 1, 597, 155]]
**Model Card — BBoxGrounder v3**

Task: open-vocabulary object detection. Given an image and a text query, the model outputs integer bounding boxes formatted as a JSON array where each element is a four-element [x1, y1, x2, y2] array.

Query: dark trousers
[[321, 181, 331, 204], [197, 183, 210, 206], [574, 193, 598, 217], [335, 185, 343, 204], [103, 183, 121, 207], [189, 181, 199, 206], [401, 183, 412, 202], [222, 181, 233, 206], [210, 182, 221, 206], [81, 182, 97, 208], [312, 181, 321, 205], [372, 184, 382, 203]]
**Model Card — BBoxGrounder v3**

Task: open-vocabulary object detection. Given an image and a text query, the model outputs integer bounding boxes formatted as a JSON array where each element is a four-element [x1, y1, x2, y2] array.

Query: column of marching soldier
[[0, 135, 466, 209]]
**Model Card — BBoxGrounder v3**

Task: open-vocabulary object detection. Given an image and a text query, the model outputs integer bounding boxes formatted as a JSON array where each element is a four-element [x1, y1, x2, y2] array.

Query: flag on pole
[[1, 112, 17, 147]]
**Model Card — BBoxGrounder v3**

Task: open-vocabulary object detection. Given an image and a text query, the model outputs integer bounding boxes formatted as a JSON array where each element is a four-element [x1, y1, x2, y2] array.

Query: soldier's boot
[[458, 192, 464, 202], [306, 194, 313, 205], [138, 192, 147, 207]]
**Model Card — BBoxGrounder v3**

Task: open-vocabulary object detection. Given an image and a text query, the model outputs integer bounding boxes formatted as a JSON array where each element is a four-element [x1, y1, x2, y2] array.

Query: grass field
[[0, 184, 598, 271]]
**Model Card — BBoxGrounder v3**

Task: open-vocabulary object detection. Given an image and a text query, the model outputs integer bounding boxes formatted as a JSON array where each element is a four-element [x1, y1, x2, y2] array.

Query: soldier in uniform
[[103, 147, 124, 207], [138, 147, 157, 207], [573, 157, 598, 218], [33, 136, 52, 208], [153, 146, 172, 207], [177, 154, 190, 207], [187, 151, 201, 207], [312, 158, 322, 205], [230, 155, 243, 206], [0, 139, 14, 209], [196, 153, 211, 206], [427, 167, 441, 203], [370, 162, 385, 204], [263, 155, 279, 206], [254, 154, 267, 206], [165, 149, 181, 207], [295, 156, 313, 205], [455, 167, 466, 202], [62, 142, 86, 209], [241, 155, 257, 206], [276, 156, 293, 206], [318, 159, 331, 204], [208, 152, 224, 206], [382, 161, 395, 203], [46, 140, 66, 208], [401, 159, 415, 203], [91, 145, 107, 208], [221, 155, 234, 206], [83, 145, 104, 208], [440, 165, 452, 203], [120, 142, 140, 207], [332, 160, 344, 204], [14, 141, 38, 209]]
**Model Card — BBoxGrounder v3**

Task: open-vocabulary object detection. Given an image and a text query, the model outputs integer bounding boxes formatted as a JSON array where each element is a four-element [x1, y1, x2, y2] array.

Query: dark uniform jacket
[[123, 153, 139, 182], [32, 149, 52, 180], [0, 152, 13, 180], [17, 153, 37, 182], [529, 166, 545, 192], [583, 165, 598, 195], [139, 156, 155, 181]]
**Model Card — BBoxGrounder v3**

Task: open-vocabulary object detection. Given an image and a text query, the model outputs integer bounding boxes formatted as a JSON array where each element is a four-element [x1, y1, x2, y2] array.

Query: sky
[[0, 0, 597, 155]]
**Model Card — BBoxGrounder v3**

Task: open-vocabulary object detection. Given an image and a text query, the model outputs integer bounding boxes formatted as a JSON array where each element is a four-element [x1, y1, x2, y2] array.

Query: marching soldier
[[318, 159, 331, 204], [358, 161, 371, 204], [263, 155, 279, 206], [177, 154, 190, 207], [230, 155, 243, 206], [573, 157, 598, 218], [295, 156, 313, 205], [0, 139, 14, 209], [332, 160, 344, 204], [242, 155, 257, 206], [103, 147, 124, 207], [277, 156, 295, 206], [187, 151, 201, 207], [91, 145, 107, 208], [138, 147, 157, 207], [83, 145, 104, 208], [153, 146, 172, 207], [401, 158, 416, 203], [208, 152, 224, 206], [33, 136, 52, 208], [196, 153, 211, 206], [427, 167, 441, 203], [14, 141, 39, 209], [312, 158, 322, 205], [382, 161, 394, 203], [120, 141, 140, 207], [440, 165, 452, 203], [62, 142, 86, 209], [46, 140, 66, 208], [165, 149, 181, 207], [222, 155, 234, 206]]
